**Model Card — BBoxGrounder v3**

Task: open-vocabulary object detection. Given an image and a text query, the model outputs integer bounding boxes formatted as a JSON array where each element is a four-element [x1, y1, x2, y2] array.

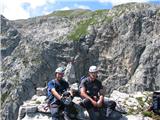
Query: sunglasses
[[90, 72, 97, 74], [57, 73, 64, 75]]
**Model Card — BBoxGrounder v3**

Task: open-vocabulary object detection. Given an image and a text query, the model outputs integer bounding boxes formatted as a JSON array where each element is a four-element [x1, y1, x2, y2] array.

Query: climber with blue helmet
[[47, 67, 70, 120]]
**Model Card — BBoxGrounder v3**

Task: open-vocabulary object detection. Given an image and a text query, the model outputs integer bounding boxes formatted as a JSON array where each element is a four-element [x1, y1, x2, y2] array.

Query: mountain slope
[[1, 3, 160, 120]]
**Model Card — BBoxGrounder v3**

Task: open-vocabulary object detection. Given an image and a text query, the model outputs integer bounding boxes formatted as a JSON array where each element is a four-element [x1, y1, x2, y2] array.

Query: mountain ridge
[[1, 2, 160, 120]]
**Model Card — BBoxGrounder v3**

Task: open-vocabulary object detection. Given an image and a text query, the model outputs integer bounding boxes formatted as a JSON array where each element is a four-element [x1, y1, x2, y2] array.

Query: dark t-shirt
[[79, 77, 103, 97], [47, 79, 69, 104]]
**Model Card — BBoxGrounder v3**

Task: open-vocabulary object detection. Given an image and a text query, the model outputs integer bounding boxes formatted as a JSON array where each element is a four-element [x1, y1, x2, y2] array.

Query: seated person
[[79, 65, 116, 120]]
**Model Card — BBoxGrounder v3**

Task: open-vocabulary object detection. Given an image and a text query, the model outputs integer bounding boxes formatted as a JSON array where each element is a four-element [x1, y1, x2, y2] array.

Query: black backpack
[[70, 76, 87, 97], [152, 91, 160, 115]]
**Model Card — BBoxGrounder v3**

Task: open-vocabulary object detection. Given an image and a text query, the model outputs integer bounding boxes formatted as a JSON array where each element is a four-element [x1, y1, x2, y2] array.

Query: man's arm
[[51, 88, 62, 100], [80, 87, 97, 107], [97, 88, 105, 107], [97, 95, 104, 107]]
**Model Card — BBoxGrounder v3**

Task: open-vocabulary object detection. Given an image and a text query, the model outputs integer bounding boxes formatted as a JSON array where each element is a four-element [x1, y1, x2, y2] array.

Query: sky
[[0, 0, 160, 20]]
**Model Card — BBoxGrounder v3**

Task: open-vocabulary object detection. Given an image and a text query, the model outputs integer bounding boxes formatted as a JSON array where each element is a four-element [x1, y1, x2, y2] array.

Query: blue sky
[[0, 0, 160, 20]]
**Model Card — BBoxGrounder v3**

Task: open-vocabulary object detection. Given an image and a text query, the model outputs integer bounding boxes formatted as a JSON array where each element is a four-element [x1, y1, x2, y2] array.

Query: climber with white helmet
[[47, 67, 70, 120], [79, 65, 117, 120]]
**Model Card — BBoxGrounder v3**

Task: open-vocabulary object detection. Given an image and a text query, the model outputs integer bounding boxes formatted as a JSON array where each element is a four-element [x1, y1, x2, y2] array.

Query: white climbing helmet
[[55, 67, 65, 73], [89, 65, 98, 72]]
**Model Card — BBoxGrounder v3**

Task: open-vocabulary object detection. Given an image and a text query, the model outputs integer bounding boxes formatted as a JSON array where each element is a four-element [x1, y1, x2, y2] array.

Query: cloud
[[59, 7, 71, 11], [0, 0, 55, 20], [58, 4, 90, 11], [1, 0, 29, 20], [22, 0, 55, 9], [41, 6, 52, 15], [74, 4, 90, 9], [99, 0, 149, 5], [1, 0, 154, 20]]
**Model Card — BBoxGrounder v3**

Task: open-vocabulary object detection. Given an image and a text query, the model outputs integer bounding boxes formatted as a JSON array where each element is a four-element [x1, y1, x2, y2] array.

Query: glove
[[61, 96, 72, 105], [62, 91, 71, 97]]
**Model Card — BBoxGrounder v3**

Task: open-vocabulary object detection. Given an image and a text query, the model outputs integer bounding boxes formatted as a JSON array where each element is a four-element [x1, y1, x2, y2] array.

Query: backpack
[[80, 76, 86, 82], [152, 91, 160, 115], [69, 76, 87, 97]]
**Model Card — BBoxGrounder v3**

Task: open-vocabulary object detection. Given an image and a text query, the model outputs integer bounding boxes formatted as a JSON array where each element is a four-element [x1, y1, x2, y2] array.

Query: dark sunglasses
[[90, 72, 97, 74], [57, 73, 64, 75]]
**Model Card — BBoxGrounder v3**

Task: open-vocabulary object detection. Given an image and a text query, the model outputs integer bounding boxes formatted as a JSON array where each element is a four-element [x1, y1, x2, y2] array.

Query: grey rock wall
[[1, 3, 160, 120]]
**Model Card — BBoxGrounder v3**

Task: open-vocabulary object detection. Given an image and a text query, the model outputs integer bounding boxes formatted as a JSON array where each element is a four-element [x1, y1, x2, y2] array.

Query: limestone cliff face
[[1, 3, 160, 120]]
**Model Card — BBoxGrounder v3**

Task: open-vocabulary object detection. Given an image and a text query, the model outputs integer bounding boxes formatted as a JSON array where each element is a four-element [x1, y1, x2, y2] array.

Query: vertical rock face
[[1, 15, 21, 59], [97, 9, 160, 93], [1, 3, 160, 120]]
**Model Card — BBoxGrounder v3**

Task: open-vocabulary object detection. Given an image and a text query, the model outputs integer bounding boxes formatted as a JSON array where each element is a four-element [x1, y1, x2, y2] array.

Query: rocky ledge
[[17, 85, 158, 120]]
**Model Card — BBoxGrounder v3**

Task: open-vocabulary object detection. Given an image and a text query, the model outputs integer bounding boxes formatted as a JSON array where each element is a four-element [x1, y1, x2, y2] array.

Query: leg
[[63, 113, 71, 120], [87, 108, 98, 120], [50, 105, 60, 120], [97, 108, 106, 120], [103, 99, 117, 118], [63, 103, 78, 120], [81, 99, 98, 120], [104, 100, 116, 110], [104, 99, 123, 120]]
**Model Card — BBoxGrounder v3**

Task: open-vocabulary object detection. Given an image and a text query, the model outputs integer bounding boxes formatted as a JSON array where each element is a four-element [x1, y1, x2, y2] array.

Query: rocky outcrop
[[1, 15, 21, 59], [1, 3, 160, 120], [17, 86, 88, 120], [17, 87, 154, 120]]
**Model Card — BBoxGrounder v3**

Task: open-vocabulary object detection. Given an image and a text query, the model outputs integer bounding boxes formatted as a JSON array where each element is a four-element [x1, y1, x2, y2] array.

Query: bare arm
[[51, 88, 62, 100], [97, 88, 105, 107], [80, 87, 97, 107]]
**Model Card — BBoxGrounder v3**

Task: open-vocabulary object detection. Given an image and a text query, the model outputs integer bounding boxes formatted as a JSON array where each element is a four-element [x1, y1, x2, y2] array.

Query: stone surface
[[109, 90, 152, 114], [17, 88, 154, 120], [1, 3, 160, 120]]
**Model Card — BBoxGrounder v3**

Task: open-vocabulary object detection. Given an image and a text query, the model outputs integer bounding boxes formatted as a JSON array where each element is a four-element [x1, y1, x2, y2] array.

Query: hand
[[96, 100, 103, 107]]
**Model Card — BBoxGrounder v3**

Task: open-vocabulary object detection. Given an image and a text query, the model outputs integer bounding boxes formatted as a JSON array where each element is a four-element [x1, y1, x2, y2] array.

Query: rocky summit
[[1, 2, 160, 120]]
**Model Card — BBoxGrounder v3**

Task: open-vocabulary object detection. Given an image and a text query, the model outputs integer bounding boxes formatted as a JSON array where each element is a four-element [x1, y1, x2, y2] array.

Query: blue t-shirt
[[47, 79, 69, 104]]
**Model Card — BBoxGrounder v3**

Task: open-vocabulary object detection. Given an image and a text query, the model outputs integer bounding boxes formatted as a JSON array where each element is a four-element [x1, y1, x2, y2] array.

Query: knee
[[80, 98, 93, 109], [104, 100, 116, 110], [110, 101, 116, 109], [50, 108, 59, 118]]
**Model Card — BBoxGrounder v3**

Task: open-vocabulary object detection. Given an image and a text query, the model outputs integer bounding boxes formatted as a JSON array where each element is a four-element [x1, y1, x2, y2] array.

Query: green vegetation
[[128, 108, 135, 115], [143, 111, 152, 117], [92, 9, 108, 16], [136, 97, 145, 107], [1, 92, 10, 103], [47, 9, 91, 18], [137, 94, 160, 120], [46, 9, 117, 41], [106, 16, 113, 23], [35, 100, 41, 104], [48, 10, 75, 17], [157, 9, 160, 16], [142, 111, 160, 120], [67, 9, 114, 41], [67, 18, 96, 40], [93, 10, 113, 23], [47, 9, 114, 41]]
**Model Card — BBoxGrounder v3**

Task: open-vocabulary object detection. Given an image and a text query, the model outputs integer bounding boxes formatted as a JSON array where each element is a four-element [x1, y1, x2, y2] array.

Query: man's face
[[55, 72, 64, 80], [89, 72, 97, 80]]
